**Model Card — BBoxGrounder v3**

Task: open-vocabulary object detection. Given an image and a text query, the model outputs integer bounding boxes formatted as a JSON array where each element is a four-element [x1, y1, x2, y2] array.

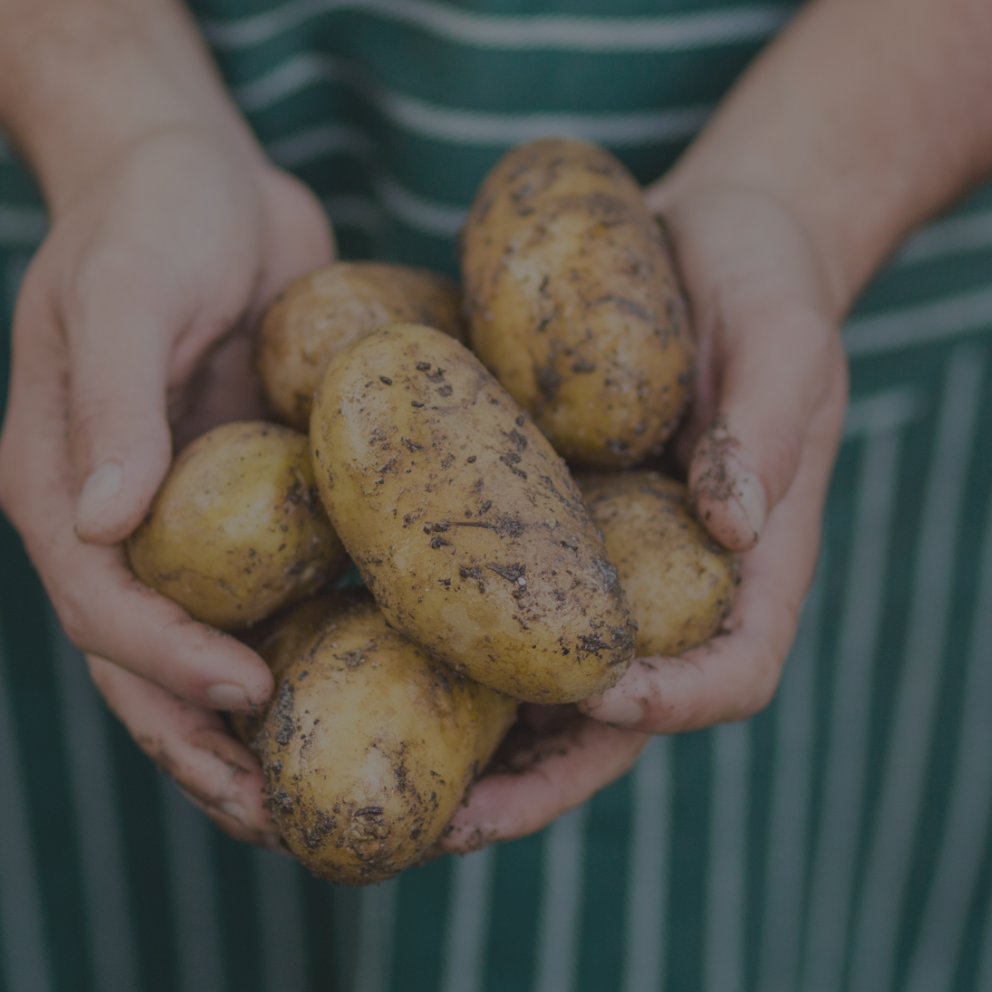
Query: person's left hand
[[440, 182, 847, 854]]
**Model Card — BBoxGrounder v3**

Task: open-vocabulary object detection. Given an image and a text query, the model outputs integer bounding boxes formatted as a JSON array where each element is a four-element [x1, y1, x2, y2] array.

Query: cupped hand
[[0, 125, 334, 841], [442, 184, 848, 854]]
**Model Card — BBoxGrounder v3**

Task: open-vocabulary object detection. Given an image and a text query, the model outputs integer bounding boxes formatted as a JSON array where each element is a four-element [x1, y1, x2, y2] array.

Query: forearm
[[0, 0, 262, 216], [650, 0, 992, 316]]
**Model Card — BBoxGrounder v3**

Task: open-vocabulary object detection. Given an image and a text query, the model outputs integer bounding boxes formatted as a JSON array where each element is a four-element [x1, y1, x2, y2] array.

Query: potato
[[243, 592, 517, 884], [580, 472, 739, 656], [127, 421, 348, 631], [310, 322, 637, 703], [230, 595, 334, 744], [461, 138, 693, 469], [256, 262, 466, 431]]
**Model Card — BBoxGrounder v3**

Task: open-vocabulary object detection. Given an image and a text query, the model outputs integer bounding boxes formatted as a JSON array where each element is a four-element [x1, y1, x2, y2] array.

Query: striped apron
[[2, 2, 992, 989]]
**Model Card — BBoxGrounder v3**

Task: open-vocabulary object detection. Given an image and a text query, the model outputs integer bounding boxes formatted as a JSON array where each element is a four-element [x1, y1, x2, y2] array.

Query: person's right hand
[[0, 124, 333, 843]]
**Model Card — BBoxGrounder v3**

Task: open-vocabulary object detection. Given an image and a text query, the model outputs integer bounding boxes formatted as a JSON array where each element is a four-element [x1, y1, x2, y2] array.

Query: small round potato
[[256, 262, 466, 431], [244, 592, 518, 884], [310, 323, 637, 703], [127, 421, 348, 631], [462, 138, 694, 469], [580, 472, 740, 656]]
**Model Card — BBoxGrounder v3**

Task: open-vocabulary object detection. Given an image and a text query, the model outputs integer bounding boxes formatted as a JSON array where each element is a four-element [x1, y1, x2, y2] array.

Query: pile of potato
[[127, 139, 739, 885]]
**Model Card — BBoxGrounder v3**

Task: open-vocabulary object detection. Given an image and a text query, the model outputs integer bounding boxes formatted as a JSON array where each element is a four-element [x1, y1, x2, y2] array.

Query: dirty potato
[[256, 262, 466, 431], [310, 323, 637, 703], [231, 594, 335, 743], [244, 592, 517, 884], [580, 472, 739, 656], [461, 138, 694, 469], [128, 421, 348, 631]]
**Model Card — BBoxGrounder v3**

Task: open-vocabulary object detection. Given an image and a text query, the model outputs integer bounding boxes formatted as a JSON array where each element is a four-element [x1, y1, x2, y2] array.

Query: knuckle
[[737, 646, 788, 721], [759, 424, 803, 500], [51, 585, 95, 652], [68, 391, 120, 459]]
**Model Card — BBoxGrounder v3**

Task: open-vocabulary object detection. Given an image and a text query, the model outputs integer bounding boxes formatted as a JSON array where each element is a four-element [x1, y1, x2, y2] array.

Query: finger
[[0, 301, 273, 709], [662, 190, 843, 551], [687, 321, 843, 552], [62, 242, 183, 544], [88, 654, 279, 845], [581, 369, 845, 732], [254, 167, 336, 309], [438, 715, 648, 854]]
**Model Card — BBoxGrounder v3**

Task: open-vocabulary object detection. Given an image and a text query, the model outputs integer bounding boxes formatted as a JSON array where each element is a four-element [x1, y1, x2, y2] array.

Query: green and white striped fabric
[[4, 1, 992, 989]]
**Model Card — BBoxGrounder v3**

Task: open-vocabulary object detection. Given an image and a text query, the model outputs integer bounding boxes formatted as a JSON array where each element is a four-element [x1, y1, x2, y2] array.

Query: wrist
[[0, 0, 264, 217], [647, 0, 992, 319]]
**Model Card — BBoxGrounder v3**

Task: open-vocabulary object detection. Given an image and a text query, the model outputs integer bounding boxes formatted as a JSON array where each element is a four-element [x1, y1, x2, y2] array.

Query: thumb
[[688, 301, 845, 552], [67, 262, 178, 544]]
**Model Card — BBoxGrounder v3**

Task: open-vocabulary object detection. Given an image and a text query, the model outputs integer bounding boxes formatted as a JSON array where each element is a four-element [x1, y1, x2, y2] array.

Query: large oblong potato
[[127, 421, 348, 631], [310, 322, 637, 703], [461, 138, 693, 469], [244, 592, 517, 884], [580, 472, 739, 656], [256, 262, 465, 431]]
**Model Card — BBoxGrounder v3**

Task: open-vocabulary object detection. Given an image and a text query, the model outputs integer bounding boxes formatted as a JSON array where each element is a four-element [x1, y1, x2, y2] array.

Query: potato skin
[[245, 592, 517, 884], [461, 138, 693, 469], [127, 421, 348, 631], [580, 472, 739, 656], [310, 323, 637, 703], [257, 262, 466, 431]]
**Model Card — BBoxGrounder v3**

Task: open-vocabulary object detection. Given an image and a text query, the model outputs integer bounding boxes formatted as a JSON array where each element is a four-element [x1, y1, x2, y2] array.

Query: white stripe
[[0, 622, 54, 992], [268, 129, 462, 236], [325, 194, 385, 235], [205, 1, 791, 53], [50, 621, 140, 992], [244, 54, 709, 148], [161, 779, 227, 992], [844, 386, 925, 439], [904, 487, 992, 992], [844, 285, 992, 357], [373, 174, 466, 237], [622, 736, 672, 992], [756, 567, 825, 992], [703, 721, 750, 992], [534, 804, 589, 992], [353, 879, 399, 992], [379, 90, 710, 147], [237, 52, 348, 111], [439, 848, 495, 992], [267, 122, 375, 169], [801, 426, 904, 992], [849, 344, 986, 992], [254, 849, 308, 992], [894, 207, 992, 268], [0, 205, 47, 246]]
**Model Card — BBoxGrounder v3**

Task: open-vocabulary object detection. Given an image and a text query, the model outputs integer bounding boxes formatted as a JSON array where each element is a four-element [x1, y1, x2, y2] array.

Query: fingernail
[[587, 694, 644, 727], [219, 800, 249, 823], [206, 682, 250, 710], [75, 461, 123, 529], [734, 471, 767, 543]]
